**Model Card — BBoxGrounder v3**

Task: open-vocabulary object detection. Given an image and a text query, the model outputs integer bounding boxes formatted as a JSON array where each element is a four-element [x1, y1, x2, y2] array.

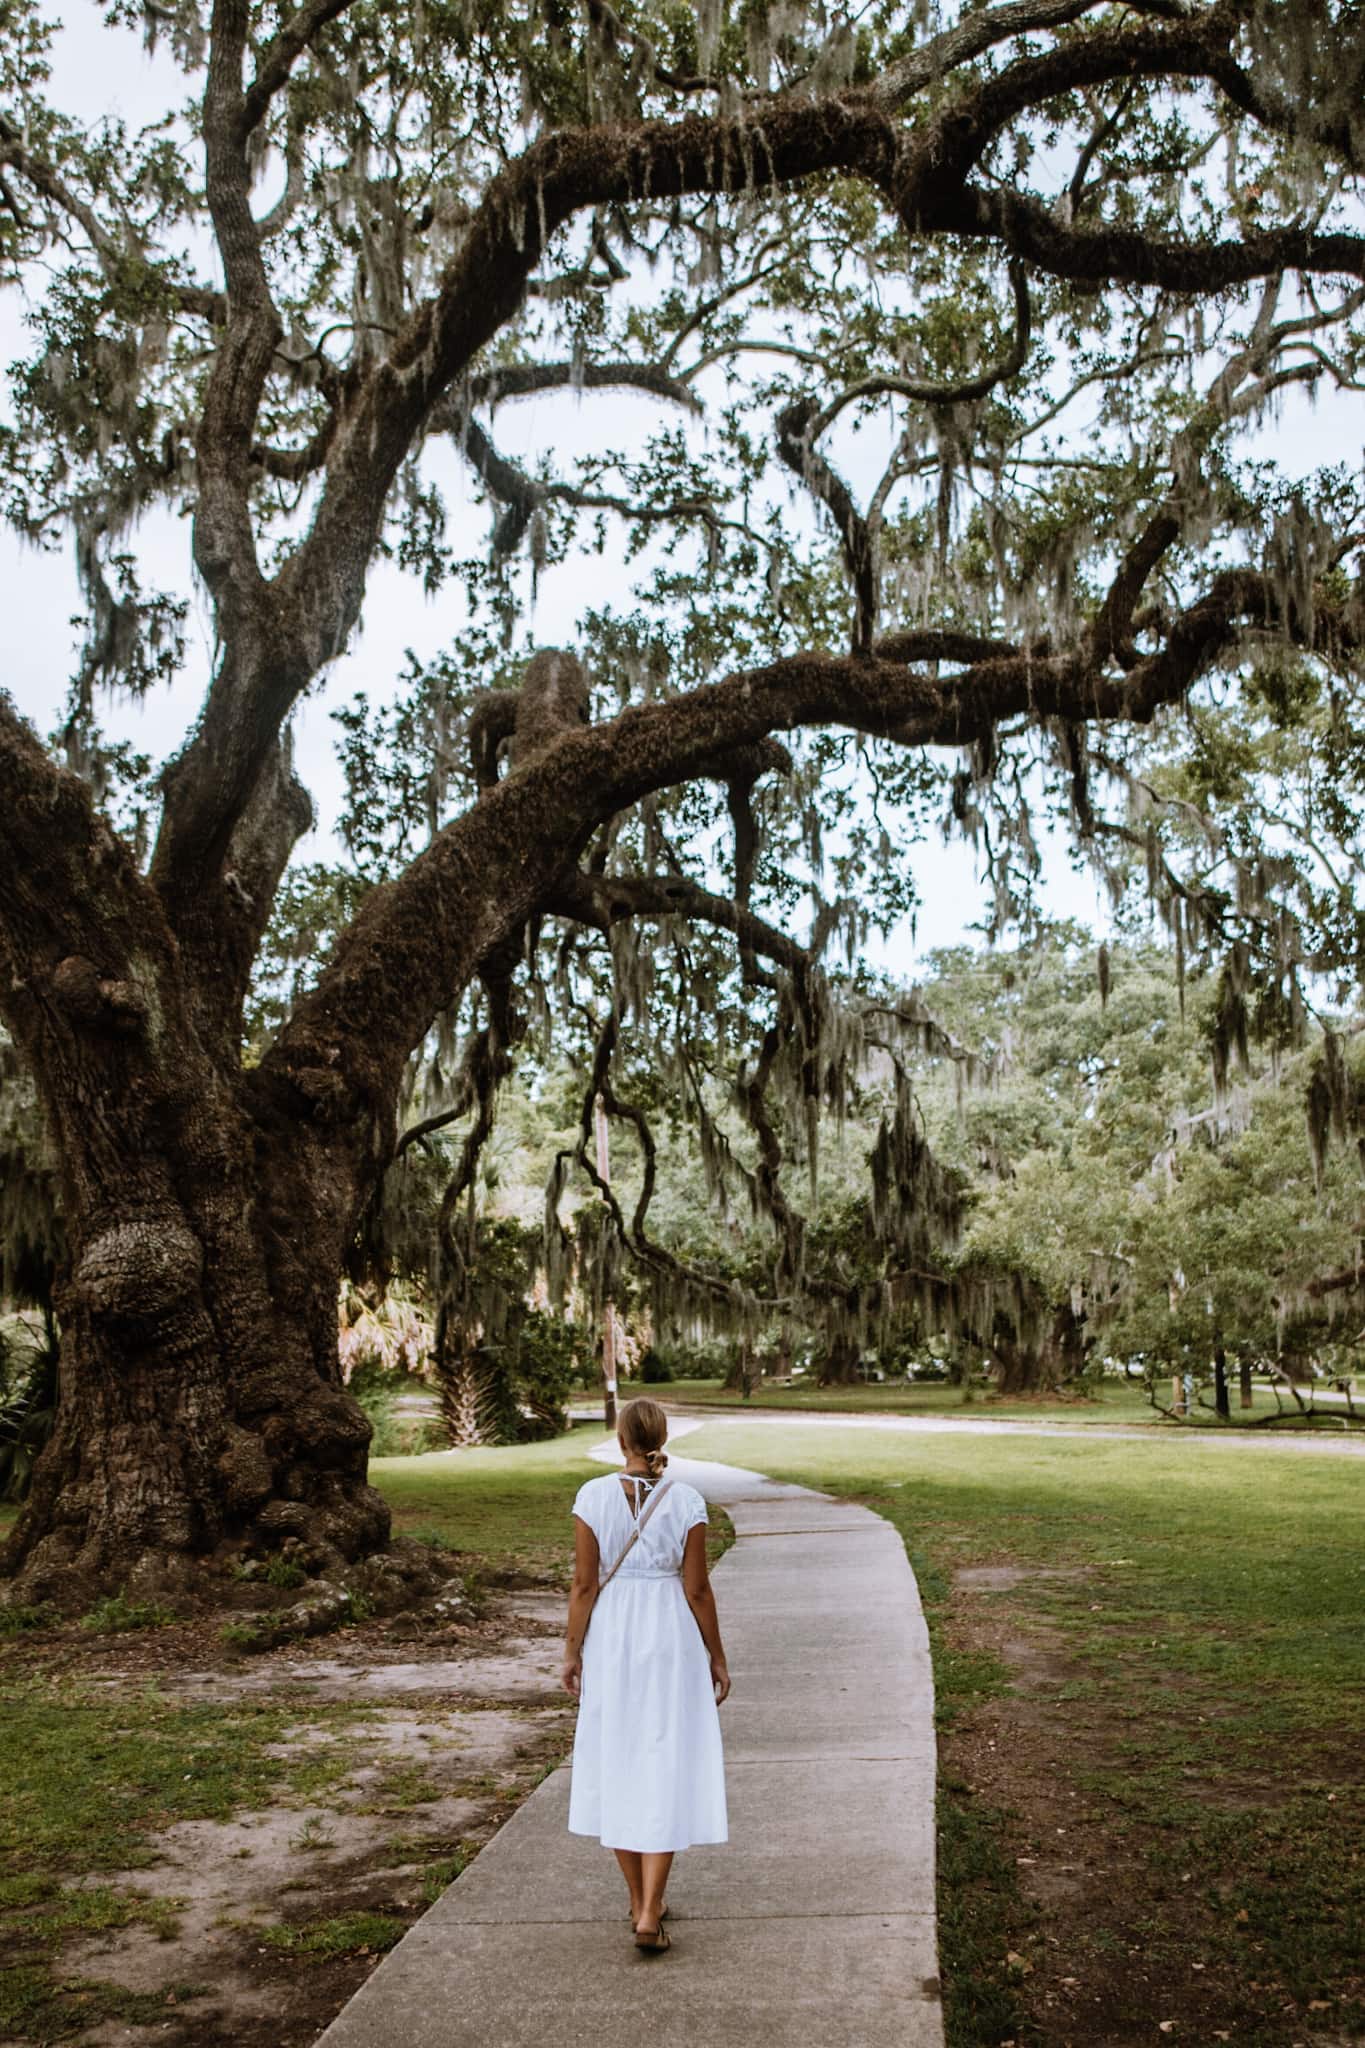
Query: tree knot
[[50, 955, 147, 1032]]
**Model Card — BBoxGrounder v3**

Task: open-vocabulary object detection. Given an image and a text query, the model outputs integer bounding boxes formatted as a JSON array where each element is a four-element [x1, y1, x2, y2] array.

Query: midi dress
[[567, 1470, 728, 1852]]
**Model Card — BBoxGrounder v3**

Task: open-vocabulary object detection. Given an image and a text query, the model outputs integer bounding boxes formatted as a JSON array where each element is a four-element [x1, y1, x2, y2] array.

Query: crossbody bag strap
[[598, 1476, 674, 1590]]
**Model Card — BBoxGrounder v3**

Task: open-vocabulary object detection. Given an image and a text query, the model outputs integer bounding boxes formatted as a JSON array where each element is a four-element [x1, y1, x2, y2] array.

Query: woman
[[560, 1396, 730, 1953]]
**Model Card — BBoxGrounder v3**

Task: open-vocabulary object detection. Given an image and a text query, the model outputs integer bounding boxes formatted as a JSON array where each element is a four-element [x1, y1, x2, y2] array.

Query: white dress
[[567, 1471, 728, 1852]]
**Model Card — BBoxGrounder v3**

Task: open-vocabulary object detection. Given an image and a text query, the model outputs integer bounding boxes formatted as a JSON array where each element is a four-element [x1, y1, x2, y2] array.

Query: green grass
[[371, 1421, 605, 1578], [0, 1601, 55, 1635], [255, 1910, 406, 1961], [0, 1877, 182, 1945], [0, 1680, 382, 2037], [80, 1591, 178, 1633], [682, 1420, 1365, 2047], [651, 1374, 1350, 1428], [0, 1428, 633, 2039], [419, 1847, 470, 1903], [654, 1375, 1170, 1421], [373, 1422, 735, 1595], [0, 1685, 378, 1881], [0, 1966, 208, 2039]]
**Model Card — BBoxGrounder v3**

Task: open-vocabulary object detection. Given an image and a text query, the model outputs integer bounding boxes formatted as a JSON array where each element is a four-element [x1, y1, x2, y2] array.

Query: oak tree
[[2, 0, 1363, 1602]]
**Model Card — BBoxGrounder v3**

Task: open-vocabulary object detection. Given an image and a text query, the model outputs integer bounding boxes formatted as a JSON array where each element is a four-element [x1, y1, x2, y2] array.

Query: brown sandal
[[634, 1922, 671, 1952]]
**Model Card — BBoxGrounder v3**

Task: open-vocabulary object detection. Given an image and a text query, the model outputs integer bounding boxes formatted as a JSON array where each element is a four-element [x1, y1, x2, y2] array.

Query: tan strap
[[598, 1476, 674, 1590]]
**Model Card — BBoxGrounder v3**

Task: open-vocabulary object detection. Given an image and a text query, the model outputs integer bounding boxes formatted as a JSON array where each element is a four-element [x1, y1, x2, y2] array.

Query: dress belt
[[600, 1566, 682, 1583]]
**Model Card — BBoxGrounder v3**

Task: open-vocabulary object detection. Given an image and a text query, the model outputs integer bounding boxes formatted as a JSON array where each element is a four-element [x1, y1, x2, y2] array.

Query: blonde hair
[[618, 1396, 669, 1479]]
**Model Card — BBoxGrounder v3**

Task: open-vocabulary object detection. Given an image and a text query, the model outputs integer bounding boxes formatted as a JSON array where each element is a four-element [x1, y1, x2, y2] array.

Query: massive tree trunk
[[988, 1301, 1088, 1396], [0, 1051, 390, 1608], [0, 711, 393, 1609], [817, 1333, 863, 1386]]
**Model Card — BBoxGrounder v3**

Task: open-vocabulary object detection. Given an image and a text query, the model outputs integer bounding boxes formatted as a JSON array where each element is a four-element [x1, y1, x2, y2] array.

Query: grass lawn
[[650, 1375, 1163, 1421], [647, 1374, 1345, 1429], [683, 1421, 1365, 2048], [0, 1427, 618, 2043], [4, 1415, 1357, 2043], [0, 1672, 383, 2039], [372, 1419, 607, 1581]]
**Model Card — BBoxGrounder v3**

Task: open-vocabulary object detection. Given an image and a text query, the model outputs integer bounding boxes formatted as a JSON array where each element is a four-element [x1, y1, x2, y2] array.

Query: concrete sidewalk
[[314, 1444, 943, 2048]]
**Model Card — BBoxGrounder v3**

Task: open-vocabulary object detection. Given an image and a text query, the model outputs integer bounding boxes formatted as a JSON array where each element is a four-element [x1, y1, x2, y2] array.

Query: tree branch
[[950, 183, 1365, 295], [863, 0, 1114, 113], [152, 4, 1365, 1035], [263, 560, 1361, 1158], [546, 869, 808, 975], [571, 1011, 766, 1317], [0, 117, 226, 323], [241, 0, 360, 137], [777, 395, 878, 653], [804, 260, 1033, 441], [431, 361, 706, 555], [465, 359, 701, 413]]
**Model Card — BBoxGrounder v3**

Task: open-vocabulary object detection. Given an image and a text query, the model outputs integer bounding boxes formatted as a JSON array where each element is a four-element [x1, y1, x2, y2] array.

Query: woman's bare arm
[[682, 1522, 731, 1703], [561, 1517, 599, 1696]]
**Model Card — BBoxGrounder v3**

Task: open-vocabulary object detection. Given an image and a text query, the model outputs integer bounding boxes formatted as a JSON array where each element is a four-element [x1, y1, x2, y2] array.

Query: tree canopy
[[2, 0, 1365, 1599]]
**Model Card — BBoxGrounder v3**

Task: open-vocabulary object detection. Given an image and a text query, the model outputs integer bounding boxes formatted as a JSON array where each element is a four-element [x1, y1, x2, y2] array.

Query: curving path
[[314, 1432, 944, 2048]]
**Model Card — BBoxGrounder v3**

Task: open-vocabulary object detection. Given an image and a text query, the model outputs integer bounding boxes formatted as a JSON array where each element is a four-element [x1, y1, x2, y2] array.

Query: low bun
[[618, 1396, 670, 1477]]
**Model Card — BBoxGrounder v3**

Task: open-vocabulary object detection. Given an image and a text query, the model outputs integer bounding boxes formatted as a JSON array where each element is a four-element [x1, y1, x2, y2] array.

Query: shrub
[[0, 1601, 57, 1637], [0, 1333, 59, 1504], [262, 1557, 307, 1591], [353, 1380, 407, 1457]]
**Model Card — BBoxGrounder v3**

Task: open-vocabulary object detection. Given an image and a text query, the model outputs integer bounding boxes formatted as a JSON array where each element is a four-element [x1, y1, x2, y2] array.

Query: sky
[[4, 3, 1364, 985]]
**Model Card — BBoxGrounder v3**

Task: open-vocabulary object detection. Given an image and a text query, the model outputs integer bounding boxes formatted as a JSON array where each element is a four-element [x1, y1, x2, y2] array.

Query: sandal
[[634, 1922, 671, 1952]]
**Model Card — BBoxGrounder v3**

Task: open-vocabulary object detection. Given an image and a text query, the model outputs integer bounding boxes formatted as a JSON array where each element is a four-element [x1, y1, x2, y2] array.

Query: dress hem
[[567, 1823, 729, 1852]]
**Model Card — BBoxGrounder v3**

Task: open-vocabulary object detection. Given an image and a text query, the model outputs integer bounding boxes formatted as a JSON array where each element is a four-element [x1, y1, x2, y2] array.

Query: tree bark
[[0, 708, 389, 1608], [988, 1302, 1087, 1395], [817, 1334, 863, 1386], [1214, 1345, 1231, 1420], [989, 1335, 1040, 1396], [1, 1111, 390, 1608]]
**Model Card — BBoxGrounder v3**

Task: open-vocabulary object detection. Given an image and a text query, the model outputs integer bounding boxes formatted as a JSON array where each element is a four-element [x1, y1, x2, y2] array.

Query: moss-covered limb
[[240, 0, 363, 136], [268, 546, 1357, 1167], [432, 364, 706, 560], [566, 1008, 762, 1326], [153, 0, 1365, 940], [778, 264, 1033, 654], [776, 394, 879, 655], [546, 868, 806, 978]]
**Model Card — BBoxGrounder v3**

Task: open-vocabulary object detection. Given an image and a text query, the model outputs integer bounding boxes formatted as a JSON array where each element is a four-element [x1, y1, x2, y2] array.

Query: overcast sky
[[5, 3, 1364, 982]]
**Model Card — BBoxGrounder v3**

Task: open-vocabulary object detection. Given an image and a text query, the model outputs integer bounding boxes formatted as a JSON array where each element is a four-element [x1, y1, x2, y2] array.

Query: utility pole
[[595, 1095, 617, 1431]]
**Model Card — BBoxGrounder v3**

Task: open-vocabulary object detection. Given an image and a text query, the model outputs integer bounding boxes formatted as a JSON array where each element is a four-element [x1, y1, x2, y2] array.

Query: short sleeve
[[572, 1480, 599, 1534], [682, 1485, 709, 1533]]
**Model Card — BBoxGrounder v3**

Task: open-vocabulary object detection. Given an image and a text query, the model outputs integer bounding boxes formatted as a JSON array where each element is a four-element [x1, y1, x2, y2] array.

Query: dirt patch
[[954, 1564, 1088, 1592], [4, 1582, 576, 2048]]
